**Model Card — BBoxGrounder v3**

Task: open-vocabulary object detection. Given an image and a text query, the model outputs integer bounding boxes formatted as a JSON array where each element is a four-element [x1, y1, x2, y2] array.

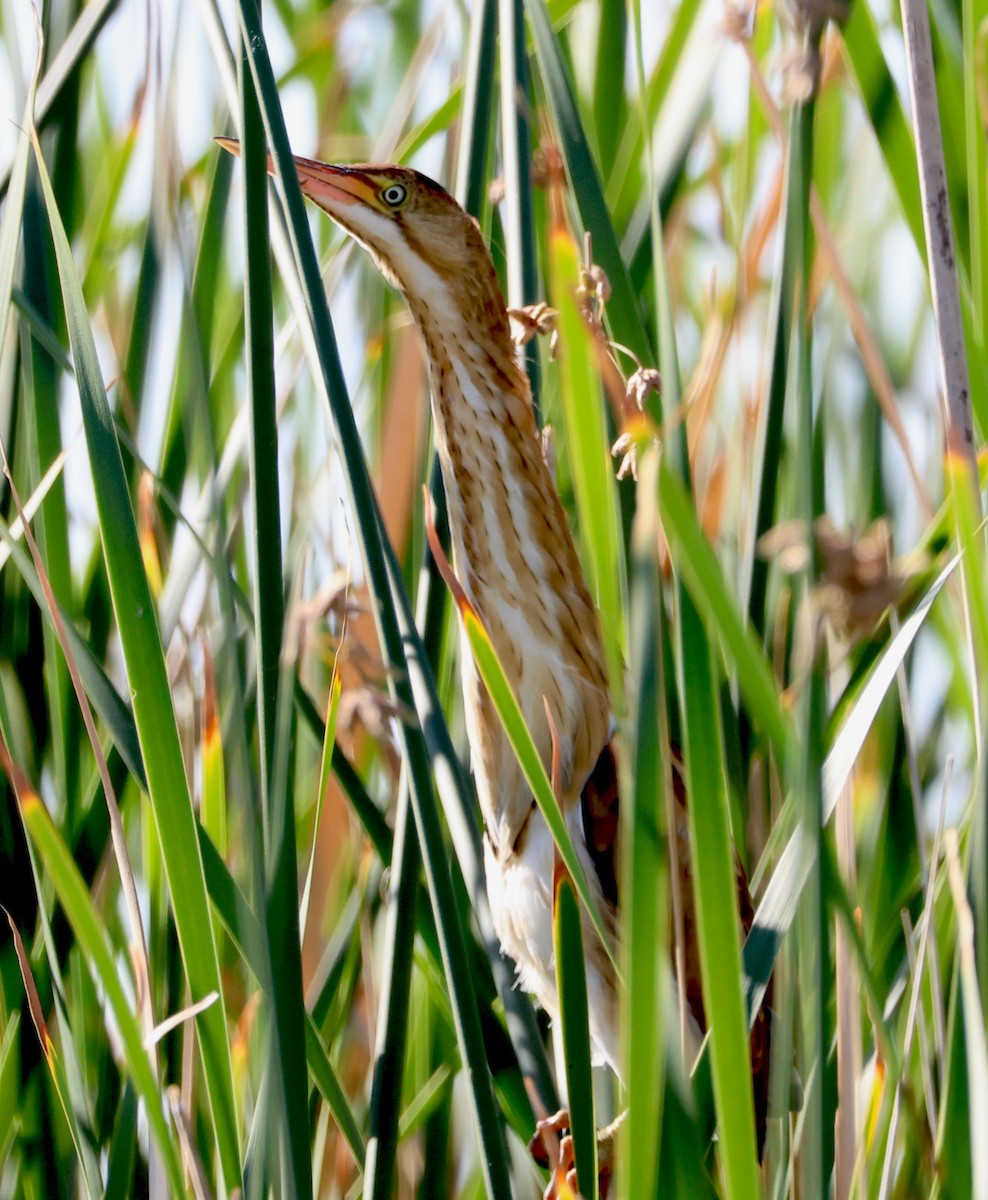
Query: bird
[[217, 138, 771, 1183]]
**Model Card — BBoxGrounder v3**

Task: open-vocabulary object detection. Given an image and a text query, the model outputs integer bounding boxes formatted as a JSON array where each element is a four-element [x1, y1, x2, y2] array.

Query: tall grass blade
[[678, 596, 760, 1198], [548, 216, 627, 702], [617, 454, 666, 1200], [524, 0, 653, 366], [28, 96, 243, 1195]]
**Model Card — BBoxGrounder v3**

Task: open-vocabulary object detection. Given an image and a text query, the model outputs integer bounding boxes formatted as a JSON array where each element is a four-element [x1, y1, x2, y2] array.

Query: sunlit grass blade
[[548, 213, 627, 704], [553, 870, 598, 1200], [28, 100, 242, 1193], [617, 453, 666, 1200], [300, 659, 342, 936], [0, 0, 119, 197], [3, 907, 101, 1200], [657, 461, 792, 760], [823, 552, 959, 815], [524, 0, 653, 366], [427, 514, 617, 976], [195, 824, 365, 1167], [678, 594, 760, 1198], [945, 831, 988, 1200], [6, 772, 185, 1195]]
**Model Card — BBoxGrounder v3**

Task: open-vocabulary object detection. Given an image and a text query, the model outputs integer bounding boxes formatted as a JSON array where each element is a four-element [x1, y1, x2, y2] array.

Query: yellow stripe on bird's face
[[214, 137, 425, 283], [214, 137, 409, 219], [215, 136, 505, 333]]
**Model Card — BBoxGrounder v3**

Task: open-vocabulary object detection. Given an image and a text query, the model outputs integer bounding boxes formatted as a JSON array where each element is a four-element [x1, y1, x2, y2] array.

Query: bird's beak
[[214, 137, 381, 213]]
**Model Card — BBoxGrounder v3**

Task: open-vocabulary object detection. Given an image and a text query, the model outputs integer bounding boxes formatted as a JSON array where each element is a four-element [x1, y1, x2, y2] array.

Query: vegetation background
[[0, 0, 986, 1196]]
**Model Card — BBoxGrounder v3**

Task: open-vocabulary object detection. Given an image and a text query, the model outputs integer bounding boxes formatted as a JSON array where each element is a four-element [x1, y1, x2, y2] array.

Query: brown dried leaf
[[759, 516, 913, 639]]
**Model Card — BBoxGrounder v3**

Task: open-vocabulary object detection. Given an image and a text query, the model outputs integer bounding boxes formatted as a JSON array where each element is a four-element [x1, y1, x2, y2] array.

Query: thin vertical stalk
[[363, 773, 420, 1200], [455, 0, 497, 219], [240, 29, 311, 1198], [617, 11, 669, 1196], [899, 0, 979, 475], [786, 91, 828, 1194], [901, 0, 986, 1012], [498, 0, 542, 414]]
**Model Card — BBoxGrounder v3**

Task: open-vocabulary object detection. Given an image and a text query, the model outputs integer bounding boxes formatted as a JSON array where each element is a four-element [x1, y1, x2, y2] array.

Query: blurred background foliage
[[0, 0, 986, 1196]]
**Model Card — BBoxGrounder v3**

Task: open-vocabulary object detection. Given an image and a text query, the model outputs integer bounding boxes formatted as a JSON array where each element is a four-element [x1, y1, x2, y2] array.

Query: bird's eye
[[381, 184, 407, 207]]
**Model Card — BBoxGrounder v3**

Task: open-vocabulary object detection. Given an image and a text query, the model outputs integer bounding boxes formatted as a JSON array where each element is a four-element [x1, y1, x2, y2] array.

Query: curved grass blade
[[427, 515, 617, 977], [741, 460, 962, 1037], [823, 552, 959, 816], [0, 0, 120, 199], [28, 106, 242, 1195], [195, 826, 365, 1168], [3, 907, 102, 1200], [657, 462, 792, 759], [9, 781, 185, 1195]]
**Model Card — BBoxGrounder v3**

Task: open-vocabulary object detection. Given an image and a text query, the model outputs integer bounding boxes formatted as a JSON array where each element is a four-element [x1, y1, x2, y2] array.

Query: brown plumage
[[218, 139, 771, 1164]]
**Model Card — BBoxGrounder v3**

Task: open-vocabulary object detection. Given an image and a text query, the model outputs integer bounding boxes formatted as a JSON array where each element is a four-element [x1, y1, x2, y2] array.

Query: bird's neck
[[409, 298, 555, 608], [408, 293, 610, 849]]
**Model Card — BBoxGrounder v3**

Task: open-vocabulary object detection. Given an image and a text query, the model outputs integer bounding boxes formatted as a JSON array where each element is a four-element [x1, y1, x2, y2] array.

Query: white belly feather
[[483, 805, 620, 1078]]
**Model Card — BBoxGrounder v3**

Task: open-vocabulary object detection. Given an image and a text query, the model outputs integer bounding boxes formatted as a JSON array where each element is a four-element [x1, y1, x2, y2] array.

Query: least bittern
[[219, 139, 770, 1184]]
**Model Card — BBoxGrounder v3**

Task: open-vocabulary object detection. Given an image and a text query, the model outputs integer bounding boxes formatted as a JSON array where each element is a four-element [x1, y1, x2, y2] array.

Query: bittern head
[[216, 138, 502, 331]]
